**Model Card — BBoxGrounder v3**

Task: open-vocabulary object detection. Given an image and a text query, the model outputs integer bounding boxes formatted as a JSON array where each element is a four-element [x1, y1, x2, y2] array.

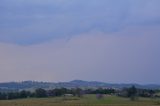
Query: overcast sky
[[0, 0, 160, 84]]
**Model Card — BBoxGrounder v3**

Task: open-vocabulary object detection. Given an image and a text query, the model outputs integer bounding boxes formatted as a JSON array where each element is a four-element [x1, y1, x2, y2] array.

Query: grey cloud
[[0, 26, 160, 84], [0, 0, 160, 45]]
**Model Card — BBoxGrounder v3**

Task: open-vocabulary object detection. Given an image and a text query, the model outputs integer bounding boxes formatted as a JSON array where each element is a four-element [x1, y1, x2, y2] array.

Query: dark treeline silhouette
[[0, 86, 159, 100], [118, 86, 160, 101], [0, 88, 115, 100]]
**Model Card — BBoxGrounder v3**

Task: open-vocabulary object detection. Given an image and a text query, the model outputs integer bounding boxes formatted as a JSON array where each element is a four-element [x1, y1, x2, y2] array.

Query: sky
[[0, 0, 160, 84]]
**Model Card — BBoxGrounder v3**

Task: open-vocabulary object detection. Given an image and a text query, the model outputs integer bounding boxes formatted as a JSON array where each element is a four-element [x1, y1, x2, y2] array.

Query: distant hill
[[0, 80, 160, 91]]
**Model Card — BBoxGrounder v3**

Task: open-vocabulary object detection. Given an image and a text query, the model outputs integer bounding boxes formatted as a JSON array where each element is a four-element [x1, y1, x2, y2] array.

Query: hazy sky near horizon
[[0, 0, 160, 84]]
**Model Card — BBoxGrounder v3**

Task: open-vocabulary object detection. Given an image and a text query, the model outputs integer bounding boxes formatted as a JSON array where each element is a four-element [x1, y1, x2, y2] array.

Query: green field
[[0, 95, 160, 106]]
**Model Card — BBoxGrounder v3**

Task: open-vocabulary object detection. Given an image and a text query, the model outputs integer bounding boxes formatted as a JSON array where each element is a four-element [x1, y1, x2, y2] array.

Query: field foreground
[[0, 95, 160, 106]]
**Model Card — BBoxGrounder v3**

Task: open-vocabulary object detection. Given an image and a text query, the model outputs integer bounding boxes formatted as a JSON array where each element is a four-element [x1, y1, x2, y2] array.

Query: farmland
[[0, 95, 160, 106]]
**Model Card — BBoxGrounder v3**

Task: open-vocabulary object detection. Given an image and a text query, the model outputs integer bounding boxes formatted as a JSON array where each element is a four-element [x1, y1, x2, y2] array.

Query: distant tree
[[47, 90, 55, 97], [7, 92, 20, 100], [96, 88, 104, 94], [60, 88, 67, 94], [53, 88, 63, 96], [35, 88, 47, 98], [104, 88, 115, 94], [0, 92, 7, 100], [75, 88, 84, 97], [19, 90, 28, 98], [127, 85, 138, 101], [149, 90, 155, 97]]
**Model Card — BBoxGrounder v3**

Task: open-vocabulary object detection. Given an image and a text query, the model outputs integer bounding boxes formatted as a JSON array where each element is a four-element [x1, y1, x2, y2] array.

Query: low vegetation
[[0, 86, 160, 105], [0, 95, 160, 106]]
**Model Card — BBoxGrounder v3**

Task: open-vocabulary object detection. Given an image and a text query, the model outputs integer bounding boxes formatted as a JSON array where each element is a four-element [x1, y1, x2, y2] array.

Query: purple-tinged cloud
[[0, 26, 160, 84], [0, 0, 160, 45]]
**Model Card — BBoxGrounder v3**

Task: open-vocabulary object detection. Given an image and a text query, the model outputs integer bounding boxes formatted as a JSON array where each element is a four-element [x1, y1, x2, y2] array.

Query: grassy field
[[0, 95, 160, 106]]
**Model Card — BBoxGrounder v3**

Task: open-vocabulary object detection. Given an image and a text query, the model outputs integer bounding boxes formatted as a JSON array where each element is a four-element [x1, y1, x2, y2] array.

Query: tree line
[[0, 88, 115, 100], [118, 86, 160, 100], [0, 86, 159, 100]]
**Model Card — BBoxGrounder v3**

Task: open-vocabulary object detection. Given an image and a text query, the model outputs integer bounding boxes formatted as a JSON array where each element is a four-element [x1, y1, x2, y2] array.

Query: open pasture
[[0, 95, 160, 106]]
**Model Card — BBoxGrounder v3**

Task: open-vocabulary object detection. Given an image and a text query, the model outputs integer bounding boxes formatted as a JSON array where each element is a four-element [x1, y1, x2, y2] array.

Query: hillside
[[0, 80, 160, 91]]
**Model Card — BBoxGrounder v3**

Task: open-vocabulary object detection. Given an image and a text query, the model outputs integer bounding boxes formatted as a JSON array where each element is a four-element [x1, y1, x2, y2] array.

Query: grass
[[0, 95, 160, 106]]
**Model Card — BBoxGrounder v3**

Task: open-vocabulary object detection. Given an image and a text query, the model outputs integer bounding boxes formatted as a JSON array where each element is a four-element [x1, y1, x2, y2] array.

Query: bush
[[35, 88, 47, 98]]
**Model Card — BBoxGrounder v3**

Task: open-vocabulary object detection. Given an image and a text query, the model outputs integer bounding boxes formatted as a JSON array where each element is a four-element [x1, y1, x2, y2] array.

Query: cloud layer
[[0, 0, 160, 83], [0, 26, 160, 84], [0, 0, 160, 45]]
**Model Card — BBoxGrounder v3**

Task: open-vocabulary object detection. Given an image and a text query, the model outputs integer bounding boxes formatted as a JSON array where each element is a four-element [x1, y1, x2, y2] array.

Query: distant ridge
[[0, 80, 160, 91]]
